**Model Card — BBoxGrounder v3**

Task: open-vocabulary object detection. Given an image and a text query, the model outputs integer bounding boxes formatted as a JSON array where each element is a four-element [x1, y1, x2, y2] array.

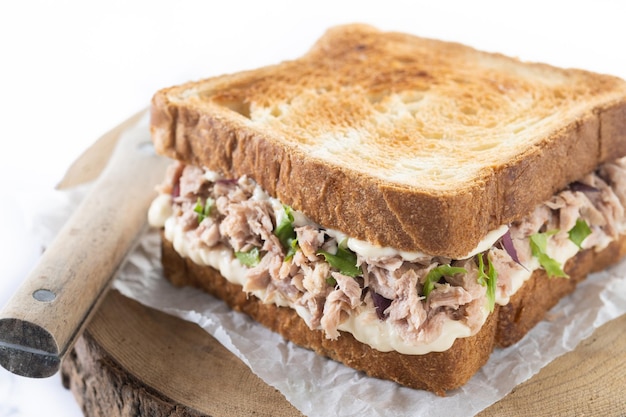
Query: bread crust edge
[[159, 231, 626, 396], [150, 90, 626, 258], [149, 23, 626, 258]]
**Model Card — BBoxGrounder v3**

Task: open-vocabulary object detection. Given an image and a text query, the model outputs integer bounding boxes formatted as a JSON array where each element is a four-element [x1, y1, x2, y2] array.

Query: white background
[[1, 1, 625, 415]]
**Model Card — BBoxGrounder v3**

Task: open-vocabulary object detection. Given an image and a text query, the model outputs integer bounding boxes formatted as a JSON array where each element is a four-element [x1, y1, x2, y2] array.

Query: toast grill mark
[[148, 157, 626, 354]]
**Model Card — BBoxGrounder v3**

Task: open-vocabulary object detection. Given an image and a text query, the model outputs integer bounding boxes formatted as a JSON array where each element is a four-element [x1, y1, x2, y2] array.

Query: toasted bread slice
[[150, 23, 626, 258], [160, 231, 626, 395]]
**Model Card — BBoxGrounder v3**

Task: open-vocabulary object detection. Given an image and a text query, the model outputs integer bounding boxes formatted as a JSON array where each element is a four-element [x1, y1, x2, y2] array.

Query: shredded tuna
[[244, 254, 272, 292], [178, 165, 207, 197], [387, 268, 428, 340], [418, 311, 449, 345], [489, 247, 526, 300], [332, 272, 362, 309], [447, 259, 485, 300], [510, 205, 551, 238], [296, 292, 326, 328], [279, 259, 299, 281], [179, 206, 201, 231], [157, 161, 185, 196], [600, 160, 626, 207], [427, 284, 473, 310], [197, 222, 220, 247], [462, 298, 486, 332], [301, 261, 331, 297], [365, 262, 400, 300], [321, 289, 352, 339], [296, 226, 325, 261], [160, 157, 626, 348]]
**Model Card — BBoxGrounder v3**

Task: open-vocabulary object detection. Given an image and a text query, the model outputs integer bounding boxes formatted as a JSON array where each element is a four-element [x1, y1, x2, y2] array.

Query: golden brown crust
[[150, 24, 626, 257], [160, 232, 626, 395]]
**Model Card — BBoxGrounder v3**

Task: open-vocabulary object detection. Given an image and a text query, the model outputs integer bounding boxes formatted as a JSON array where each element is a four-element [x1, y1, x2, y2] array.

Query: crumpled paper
[[21, 118, 626, 417]]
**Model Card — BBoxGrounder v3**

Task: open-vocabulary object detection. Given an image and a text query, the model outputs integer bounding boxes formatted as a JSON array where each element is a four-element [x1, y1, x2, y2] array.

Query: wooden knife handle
[[0, 111, 169, 378]]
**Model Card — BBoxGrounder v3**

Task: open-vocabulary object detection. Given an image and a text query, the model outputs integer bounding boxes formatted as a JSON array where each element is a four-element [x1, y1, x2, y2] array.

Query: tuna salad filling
[[149, 157, 626, 354]]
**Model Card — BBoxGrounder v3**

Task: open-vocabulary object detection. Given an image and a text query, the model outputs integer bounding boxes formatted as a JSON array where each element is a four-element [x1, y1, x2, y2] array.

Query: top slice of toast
[[150, 24, 626, 258]]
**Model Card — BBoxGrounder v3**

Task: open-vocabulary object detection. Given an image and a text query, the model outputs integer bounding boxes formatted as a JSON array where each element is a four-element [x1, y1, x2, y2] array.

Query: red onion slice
[[370, 291, 392, 320], [570, 181, 600, 193], [216, 178, 239, 185], [501, 229, 522, 267]]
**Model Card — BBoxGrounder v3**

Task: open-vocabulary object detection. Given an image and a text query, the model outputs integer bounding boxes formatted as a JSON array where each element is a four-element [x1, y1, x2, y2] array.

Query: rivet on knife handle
[[0, 112, 169, 378]]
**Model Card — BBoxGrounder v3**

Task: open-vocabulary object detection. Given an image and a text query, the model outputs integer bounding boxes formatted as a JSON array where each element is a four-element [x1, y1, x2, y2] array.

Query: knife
[[0, 110, 169, 378]]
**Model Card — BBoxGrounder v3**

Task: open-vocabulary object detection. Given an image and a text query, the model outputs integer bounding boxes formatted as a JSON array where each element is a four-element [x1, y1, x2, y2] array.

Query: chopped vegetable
[[235, 247, 261, 267], [570, 181, 600, 193], [501, 229, 523, 267], [326, 276, 337, 286], [317, 245, 361, 277], [193, 197, 214, 224], [568, 218, 592, 249], [370, 290, 393, 320], [285, 237, 299, 262], [275, 205, 295, 243], [274, 205, 299, 260], [477, 252, 497, 312], [215, 178, 238, 186], [422, 265, 467, 298], [529, 231, 569, 278]]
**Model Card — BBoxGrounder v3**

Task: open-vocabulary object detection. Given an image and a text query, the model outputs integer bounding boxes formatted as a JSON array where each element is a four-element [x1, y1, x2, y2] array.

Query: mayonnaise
[[147, 168, 610, 355], [162, 216, 485, 354]]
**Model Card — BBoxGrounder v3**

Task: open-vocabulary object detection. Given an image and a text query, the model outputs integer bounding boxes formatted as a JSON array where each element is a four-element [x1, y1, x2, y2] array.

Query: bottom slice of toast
[[160, 231, 626, 396]]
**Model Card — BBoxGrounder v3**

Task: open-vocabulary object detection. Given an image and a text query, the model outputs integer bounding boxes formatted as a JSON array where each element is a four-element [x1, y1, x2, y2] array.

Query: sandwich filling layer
[[149, 158, 626, 355]]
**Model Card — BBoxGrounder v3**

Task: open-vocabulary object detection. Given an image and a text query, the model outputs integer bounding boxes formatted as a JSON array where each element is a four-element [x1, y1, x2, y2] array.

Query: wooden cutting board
[[58, 112, 626, 416]]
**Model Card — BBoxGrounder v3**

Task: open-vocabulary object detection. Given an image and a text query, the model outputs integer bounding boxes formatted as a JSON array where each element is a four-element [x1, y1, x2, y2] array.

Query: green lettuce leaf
[[193, 197, 215, 224], [529, 231, 569, 278], [568, 218, 592, 249], [285, 237, 299, 262], [477, 253, 497, 312], [274, 205, 299, 261], [235, 247, 261, 267], [422, 265, 467, 298], [317, 245, 360, 277]]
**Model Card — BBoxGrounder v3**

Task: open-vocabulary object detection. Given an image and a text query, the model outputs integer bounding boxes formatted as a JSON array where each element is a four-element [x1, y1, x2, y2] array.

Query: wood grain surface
[[59, 113, 626, 416], [0, 110, 168, 378], [62, 290, 302, 417]]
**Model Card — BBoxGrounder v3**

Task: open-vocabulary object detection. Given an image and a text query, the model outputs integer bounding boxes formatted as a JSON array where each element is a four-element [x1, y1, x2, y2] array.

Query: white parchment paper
[[22, 119, 626, 416]]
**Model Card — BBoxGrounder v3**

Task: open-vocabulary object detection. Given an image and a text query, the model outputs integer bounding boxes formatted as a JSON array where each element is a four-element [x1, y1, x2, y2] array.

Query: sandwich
[[146, 24, 626, 395]]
